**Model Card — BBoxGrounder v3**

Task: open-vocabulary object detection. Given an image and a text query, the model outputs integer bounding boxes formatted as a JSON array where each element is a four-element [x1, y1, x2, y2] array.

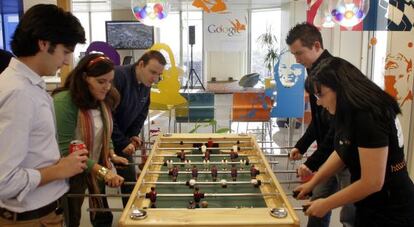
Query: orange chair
[[231, 92, 272, 139]]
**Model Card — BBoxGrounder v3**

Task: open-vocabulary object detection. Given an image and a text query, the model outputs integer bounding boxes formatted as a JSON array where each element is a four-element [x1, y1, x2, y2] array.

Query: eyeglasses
[[314, 90, 331, 100]]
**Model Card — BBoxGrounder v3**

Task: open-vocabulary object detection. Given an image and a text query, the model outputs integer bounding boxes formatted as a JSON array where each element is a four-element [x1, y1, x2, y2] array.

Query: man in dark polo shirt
[[112, 50, 166, 206], [286, 22, 355, 227]]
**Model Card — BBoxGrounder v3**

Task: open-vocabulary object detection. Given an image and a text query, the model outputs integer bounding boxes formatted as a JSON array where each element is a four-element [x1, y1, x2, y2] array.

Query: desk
[[118, 133, 299, 227]]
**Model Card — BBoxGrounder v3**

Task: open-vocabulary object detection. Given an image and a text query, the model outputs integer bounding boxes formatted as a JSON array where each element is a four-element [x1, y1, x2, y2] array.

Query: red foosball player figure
[[211, 165, 218, 181], [171, 165, 179, 182], [177, 149, 186, 162], [250, 165, 260, 179], [145, 187, 157, 208], [191, 165, 198, 179], [207, 138, 213, 148], [193, 186, 205, 208], [231, 164, 238, 181]]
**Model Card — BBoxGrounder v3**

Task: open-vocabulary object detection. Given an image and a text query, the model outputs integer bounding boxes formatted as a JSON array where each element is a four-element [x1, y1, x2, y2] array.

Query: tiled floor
[[79, 93, 342, 227]]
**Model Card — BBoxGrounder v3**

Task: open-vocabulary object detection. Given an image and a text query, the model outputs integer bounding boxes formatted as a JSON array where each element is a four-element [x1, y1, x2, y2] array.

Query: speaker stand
[[184, 44, 205, 91]]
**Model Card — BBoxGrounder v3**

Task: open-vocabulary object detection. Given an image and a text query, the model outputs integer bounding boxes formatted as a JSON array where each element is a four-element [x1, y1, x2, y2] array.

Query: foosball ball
[[119, 133, 299, 226]]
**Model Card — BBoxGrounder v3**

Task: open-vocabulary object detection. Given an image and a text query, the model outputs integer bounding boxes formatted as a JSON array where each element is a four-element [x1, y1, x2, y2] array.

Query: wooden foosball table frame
[[119, 133, 299, 227]]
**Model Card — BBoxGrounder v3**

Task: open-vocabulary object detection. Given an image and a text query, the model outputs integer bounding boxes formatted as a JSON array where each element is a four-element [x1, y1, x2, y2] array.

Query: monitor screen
[[105, 21, 154, 50]]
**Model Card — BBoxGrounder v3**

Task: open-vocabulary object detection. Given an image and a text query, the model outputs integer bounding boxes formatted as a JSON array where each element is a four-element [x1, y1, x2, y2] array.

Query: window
[[250, 9, 281, 80], [2, 14, 19, 52], [371, 31, 388, 88], [159, 12, 181, 66], [72, 12, 90, 62], [72, 1, 111, 63], [0, 16, 3, 50]]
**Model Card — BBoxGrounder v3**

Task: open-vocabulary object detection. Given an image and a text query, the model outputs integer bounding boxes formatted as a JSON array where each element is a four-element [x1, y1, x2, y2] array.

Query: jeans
[[307, 168, 355, 227]]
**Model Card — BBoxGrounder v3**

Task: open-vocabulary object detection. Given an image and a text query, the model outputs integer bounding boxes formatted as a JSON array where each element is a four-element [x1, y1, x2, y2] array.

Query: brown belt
[[0, 200, 59, 221]]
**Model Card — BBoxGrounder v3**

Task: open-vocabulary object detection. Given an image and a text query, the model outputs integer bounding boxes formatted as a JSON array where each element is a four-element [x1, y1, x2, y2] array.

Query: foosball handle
[[302, 204, 310, 212], [292, 190, 313, 199]]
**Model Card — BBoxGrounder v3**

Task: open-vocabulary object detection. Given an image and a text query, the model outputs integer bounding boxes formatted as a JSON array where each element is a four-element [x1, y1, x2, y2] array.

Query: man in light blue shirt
[[0, 4, 88, 226]]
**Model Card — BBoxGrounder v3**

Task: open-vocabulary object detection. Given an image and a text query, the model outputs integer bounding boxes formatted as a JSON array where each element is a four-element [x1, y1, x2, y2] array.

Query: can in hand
[[69, 140, 86, 154]]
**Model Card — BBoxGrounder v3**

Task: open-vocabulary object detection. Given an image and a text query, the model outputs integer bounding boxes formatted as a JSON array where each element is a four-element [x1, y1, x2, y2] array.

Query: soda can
[[69, 140, 86, 154]]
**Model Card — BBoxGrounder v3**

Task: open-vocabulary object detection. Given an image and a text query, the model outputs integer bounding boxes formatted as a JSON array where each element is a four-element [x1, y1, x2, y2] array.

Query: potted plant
[[257, 26, 279, 78]]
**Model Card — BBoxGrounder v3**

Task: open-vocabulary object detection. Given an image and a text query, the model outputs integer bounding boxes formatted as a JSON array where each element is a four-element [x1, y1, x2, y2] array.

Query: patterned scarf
[[77, 101, 113, 218]]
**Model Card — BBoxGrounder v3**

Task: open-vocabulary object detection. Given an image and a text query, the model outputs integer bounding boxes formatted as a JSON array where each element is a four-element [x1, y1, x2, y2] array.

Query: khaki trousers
[[0, 210, 63, 227]]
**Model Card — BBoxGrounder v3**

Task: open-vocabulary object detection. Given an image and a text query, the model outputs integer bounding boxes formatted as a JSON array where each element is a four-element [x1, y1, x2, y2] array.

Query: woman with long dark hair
[[53, 53, 127, 227], [294, 57, 414, 226]]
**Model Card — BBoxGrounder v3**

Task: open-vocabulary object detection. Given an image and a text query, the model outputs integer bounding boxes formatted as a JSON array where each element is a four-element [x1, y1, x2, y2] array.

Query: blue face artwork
[[278, 63, 304, 88], [269, 51, 306, 118]]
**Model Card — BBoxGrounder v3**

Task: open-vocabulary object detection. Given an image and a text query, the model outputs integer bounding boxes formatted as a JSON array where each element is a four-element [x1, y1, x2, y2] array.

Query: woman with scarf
[[53, 53, 127, 227]]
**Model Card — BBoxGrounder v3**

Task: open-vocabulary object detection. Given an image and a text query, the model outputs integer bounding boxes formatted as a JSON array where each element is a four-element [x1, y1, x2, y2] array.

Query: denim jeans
[[307, 168, 355, 227]]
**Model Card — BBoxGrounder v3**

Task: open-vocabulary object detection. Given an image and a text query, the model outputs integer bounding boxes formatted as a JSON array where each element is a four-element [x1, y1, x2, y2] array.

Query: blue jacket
[[112, 64, 150, 154]]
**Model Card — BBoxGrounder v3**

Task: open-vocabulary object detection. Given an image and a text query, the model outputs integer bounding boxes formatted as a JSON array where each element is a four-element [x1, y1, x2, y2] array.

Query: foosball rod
[[159, 140, 251, 144], [132, 153, 292, 158], [124, 179, 302, 186], [154, 154, 251, 157], [146, 169, 296, 174], [150, 161, 279, 165], [66, 194, 131, 198], [137, 192, 279, 198], [122, 160, 278, 166], [141, 180, 272, 185], [157, 147, 254, 150]]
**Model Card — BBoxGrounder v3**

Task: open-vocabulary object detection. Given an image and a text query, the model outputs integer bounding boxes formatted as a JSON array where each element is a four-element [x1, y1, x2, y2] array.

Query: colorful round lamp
[[313, 0, 335, 28], [330, 0, 370, 28], [131, 0, 170, 27]]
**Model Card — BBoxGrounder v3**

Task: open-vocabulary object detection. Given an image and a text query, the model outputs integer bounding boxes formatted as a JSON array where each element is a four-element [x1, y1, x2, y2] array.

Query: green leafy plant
[[257, 26, 279, 78], [189, 119, 232, 133]]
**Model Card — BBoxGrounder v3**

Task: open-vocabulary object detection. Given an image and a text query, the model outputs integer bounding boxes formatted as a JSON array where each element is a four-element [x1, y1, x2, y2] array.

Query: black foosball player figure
[[193, 186, 205, 208], [145, 187, 157, 208], [250, 165, 260, 179], [177, 149, 186, 162], [171, 165, 179, 182], [191, 165, 198, 179], [231, 164, 238, 181], [211, 165, 218, 182]]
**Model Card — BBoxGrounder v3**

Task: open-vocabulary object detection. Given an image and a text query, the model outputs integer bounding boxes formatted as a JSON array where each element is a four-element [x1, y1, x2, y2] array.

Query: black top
[[0, 49, 13, 73], [335, 110, 414, 213], [111, 64, 150, 154], [294, 50, 335, 171]]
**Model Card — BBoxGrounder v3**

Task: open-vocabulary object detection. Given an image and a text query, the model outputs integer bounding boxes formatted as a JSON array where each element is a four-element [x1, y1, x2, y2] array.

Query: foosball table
[[119, 133, 299, 226]]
